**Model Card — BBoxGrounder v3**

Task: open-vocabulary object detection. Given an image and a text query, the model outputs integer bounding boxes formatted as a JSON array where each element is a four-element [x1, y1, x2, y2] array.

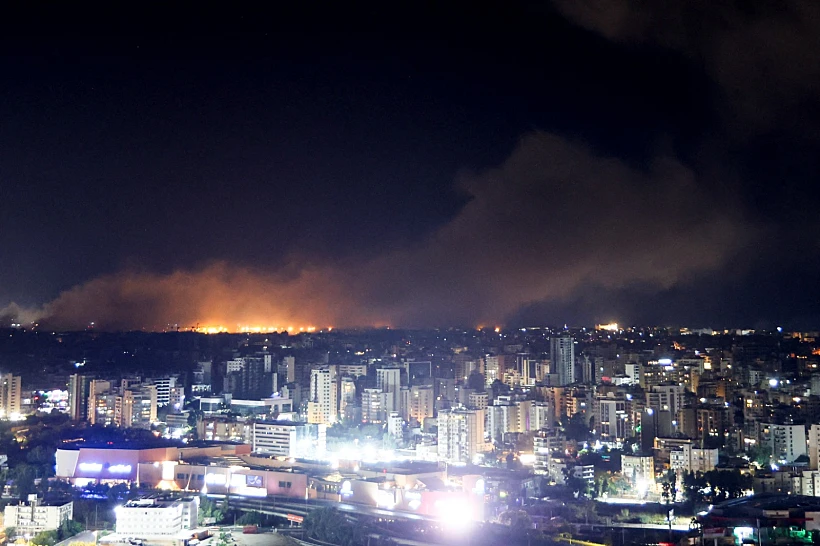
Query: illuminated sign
[[205, 474, 226, 485], [340, 480, 352, 496], [78, 463, 103, 473], [109, 464, 132, 473]]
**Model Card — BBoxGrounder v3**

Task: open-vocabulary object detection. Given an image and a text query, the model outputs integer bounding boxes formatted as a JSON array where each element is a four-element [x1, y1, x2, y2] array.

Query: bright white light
[[109, 464, 132, 473], [377, 489, 395, 508], [434, 498, 474, 531], [161, 461, 176, 481], [205, 474, 226, 485], [635, 478, 649, 496], [519, 453, 536, 466], [341, 481, 352, 496], [473, 479, 485, 495], [79, 463, 103, 473], [734, 527, 754, 541], [658, 358, 672, 365], [768, 378, 779, 387]]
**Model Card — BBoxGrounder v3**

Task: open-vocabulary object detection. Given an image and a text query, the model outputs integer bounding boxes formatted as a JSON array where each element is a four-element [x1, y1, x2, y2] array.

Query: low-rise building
[[115, 497, 198, 537], [4, 495, 73, 536]]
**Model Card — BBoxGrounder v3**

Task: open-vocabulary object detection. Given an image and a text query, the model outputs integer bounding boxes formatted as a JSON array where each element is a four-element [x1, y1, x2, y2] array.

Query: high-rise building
[[0, 373, 22, 418], [551, 336, 575, 386], [670, 444, 718, 475], [376, 367, 402, 413], [68, 374, 91, 421], [407, 385, 434, 424], [147, 376, 180, 407], [283, 356, 296, 384], [307, 368, 337, 425], [339, 376, 356, 420], [362, 388, 386, 423], [252, 420, 326, 458], [809, 424, 820, 470], [115, 385, 158, 429], [763, 423, 807, 464], [437, 408, 486, 463]]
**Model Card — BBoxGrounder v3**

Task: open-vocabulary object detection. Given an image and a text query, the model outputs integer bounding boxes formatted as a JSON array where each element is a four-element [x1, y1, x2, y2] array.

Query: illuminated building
[[646, 384, 685, 415], [339, 376, 357, 420], [115, 384, 158, 429], [407, 385, 434, 424], [762, 423, 807, 464], [387, 411, 403, 440], [594, 393, 629, 444], [670, 444, 718, 474], [534, 430, 567, 475], [0, 373, 22, 418], [307, 367, 337, 425], [4, 495, 73, 536], [115, 497, 198, 537], [88, 385, 118, 427], [198, 416, 251, 443], [810, 424, 820, 470], [376, 367, 402, 414], [68, 373, 91, 421], [252, 420, 326, 458], [363, 388, 386, 423], [282, 355, 296, 383], [437, 408, 487, 463], [621, 454, 655, 488], [529, 402, 553, 431], [484, 354, 515, 386], [550, 336, 575, 386]]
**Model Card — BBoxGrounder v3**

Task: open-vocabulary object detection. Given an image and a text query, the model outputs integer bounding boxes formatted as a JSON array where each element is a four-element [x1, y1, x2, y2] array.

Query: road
[[54, 531, 97, 546], [222, 495, 429, 522]]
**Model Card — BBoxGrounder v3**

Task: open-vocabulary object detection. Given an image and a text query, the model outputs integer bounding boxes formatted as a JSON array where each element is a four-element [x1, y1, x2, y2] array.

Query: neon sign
[[109, 464, 132, 473]]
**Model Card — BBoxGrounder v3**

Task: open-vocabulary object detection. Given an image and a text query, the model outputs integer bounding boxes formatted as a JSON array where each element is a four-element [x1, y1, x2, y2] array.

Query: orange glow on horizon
[[190, 324, 329, 334]]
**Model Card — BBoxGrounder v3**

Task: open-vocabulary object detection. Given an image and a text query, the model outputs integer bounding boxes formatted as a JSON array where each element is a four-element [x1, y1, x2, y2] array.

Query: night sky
[[1, 3, 819, 331]]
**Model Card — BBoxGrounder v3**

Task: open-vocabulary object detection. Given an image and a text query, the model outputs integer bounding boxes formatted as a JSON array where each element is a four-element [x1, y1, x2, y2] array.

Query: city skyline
[[2, 3, 820, 331]]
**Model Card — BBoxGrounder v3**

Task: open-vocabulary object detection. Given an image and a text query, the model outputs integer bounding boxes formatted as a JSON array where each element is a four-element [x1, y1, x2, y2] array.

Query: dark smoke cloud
[[2, 132, 751, 330], [550, 0, 820, 133]]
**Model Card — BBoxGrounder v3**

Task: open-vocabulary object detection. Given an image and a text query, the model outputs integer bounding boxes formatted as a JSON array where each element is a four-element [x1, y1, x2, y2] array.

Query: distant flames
[[190, 325, 324, 334]]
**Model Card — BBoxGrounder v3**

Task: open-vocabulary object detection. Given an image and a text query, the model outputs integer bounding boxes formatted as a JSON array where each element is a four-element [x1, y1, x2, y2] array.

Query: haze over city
[[2, 3, 819, 331]]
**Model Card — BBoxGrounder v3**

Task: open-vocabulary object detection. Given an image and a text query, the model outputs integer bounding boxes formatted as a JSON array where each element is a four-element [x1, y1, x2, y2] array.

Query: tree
[[58, 520, 85, 540], [31, 530, 60, 546], [213, 531, 232, 546], [682, 471, 707, 505], [304, 507, 363, 546], [237, 512, 264, 525], [198, 496, 225, 525], [661, 470, 677, 504], [12, 463, 37, 498], [498, 510, 533, 533]]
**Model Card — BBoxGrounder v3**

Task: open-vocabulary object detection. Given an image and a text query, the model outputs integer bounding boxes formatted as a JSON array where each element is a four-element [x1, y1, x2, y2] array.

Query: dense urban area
[[1, 325, 820, 546]]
